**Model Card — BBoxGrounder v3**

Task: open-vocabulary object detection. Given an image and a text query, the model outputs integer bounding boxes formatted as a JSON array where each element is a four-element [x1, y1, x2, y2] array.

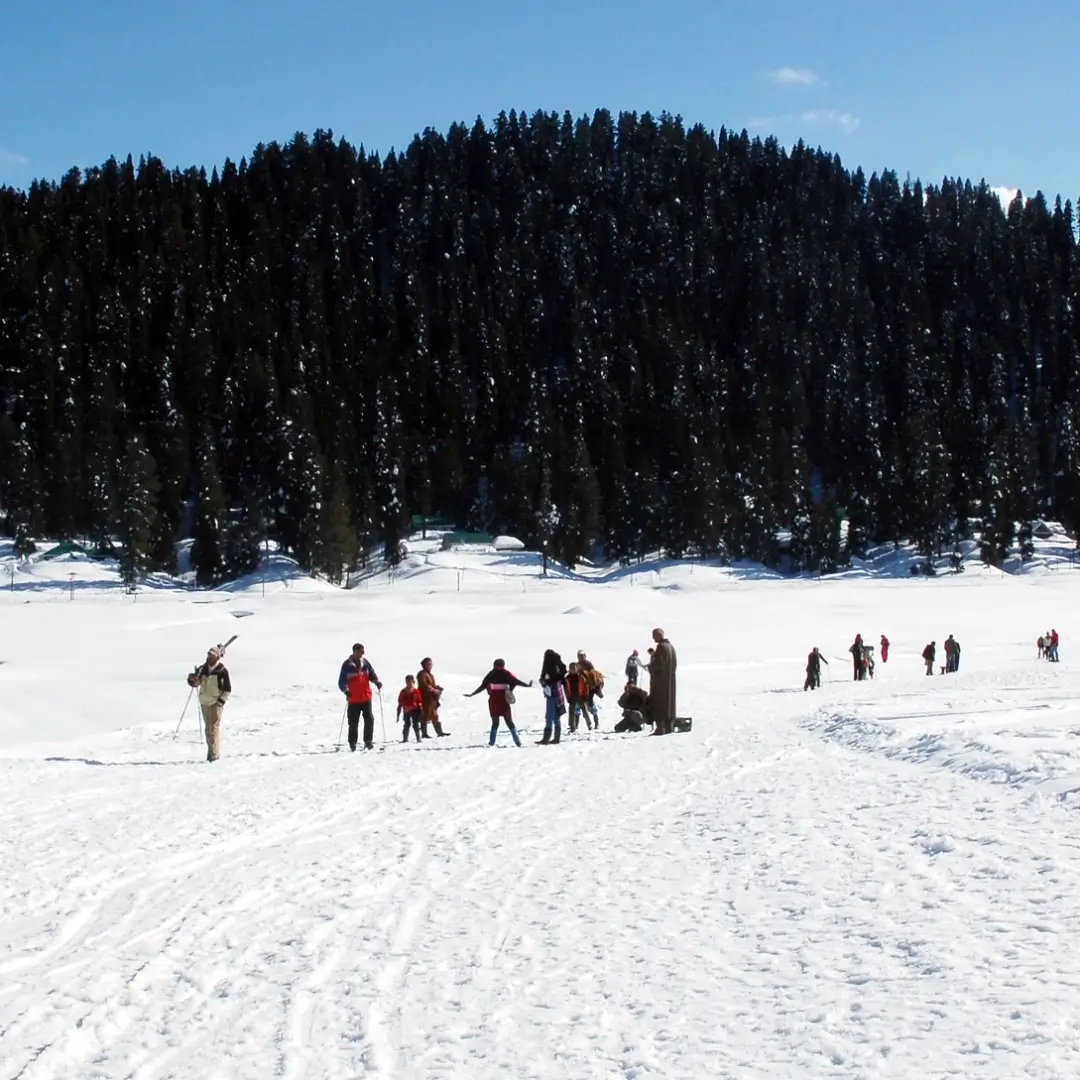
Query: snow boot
[[551, 722, 561, 745], [432, 719, 449, 737]]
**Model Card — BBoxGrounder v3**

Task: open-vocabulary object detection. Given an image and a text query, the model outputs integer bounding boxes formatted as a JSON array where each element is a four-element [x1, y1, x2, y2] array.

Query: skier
[[922, 641, 936, 676], [1050, 629, 1060, 662], [880, 634, 890, 663], [464, 659, 532, 747], [538, 649, 568, 744], [337, 643, 383, 751], [417, 657, 448, 737], [849, 634, 864, 680], [396, 674, 423, 743], [647, 628, 678, 736], [187, 644, 232, 762], [804, 646, 827, 691], [565, 662, 592, 732], [625, 648, 642, 688]]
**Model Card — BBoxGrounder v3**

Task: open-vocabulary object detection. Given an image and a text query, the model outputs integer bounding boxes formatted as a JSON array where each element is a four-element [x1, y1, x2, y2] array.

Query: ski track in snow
[[3, 568, 1080, 1078]]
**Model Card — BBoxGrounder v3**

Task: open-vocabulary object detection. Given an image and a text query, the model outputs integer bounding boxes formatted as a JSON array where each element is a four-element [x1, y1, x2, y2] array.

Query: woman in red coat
[[880, 634, 890, 663]]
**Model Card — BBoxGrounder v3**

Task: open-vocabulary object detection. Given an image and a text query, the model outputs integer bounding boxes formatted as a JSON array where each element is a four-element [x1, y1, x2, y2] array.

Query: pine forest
[[2, 109, 1079, 584]]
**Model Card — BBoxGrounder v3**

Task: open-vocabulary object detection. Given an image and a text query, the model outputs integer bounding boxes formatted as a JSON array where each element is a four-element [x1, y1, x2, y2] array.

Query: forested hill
[[1, 109, 1079, 584]]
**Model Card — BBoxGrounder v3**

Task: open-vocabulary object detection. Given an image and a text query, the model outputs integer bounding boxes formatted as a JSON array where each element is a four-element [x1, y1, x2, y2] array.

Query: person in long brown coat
[[647, 628, 677, 735], [417, 657, 449, 737]]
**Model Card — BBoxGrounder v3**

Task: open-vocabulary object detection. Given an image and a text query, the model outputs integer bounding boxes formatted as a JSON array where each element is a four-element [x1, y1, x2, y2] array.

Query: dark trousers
[[347, 701, 375, 748], [402, 709, 422, 742]]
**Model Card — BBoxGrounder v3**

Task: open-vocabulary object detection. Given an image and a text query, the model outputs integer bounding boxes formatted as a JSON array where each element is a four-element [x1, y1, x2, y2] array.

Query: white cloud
[[801, 109, 860, 134], [768, 67, 819, 86], [0, 148, 30, 168], [990, 185, 1020, 209]]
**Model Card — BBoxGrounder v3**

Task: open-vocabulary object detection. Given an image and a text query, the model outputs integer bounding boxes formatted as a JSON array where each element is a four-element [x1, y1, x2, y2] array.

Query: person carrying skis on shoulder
[[464, 659, 532, 747], [625, 649, 642, 688], [187, 644, 232, 762], [538, 649, 568, 744], [338, 643, 383, 751], [804, 646, 827, 691], [417, 657, 448, 737], [396, 674, 424, 743], [880, 634, 890, 663]]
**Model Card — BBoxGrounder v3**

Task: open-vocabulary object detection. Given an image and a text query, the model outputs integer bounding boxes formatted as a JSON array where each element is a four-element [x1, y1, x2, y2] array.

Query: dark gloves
[[187, 672, 199, 688]]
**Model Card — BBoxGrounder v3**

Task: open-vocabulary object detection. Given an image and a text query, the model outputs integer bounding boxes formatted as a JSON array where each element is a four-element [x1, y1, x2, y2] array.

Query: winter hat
[[207, 646, 221, 660], [632, 649, 639, 655]]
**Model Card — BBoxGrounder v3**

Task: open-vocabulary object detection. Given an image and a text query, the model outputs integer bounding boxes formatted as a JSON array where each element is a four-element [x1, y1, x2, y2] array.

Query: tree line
[[1, 109, 1078, 584]]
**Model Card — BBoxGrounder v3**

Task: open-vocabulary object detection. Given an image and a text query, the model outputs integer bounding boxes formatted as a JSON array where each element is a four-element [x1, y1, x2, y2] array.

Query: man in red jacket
[[338, 643, 383, 751]]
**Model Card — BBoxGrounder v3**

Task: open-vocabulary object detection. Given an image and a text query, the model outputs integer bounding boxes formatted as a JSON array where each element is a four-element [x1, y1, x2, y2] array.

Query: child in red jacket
[[397, 674, 424, 743]]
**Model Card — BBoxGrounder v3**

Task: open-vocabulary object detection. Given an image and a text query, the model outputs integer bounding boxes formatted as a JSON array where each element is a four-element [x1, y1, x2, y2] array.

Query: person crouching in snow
[[397, 674, 423, 743], [417, 656, 448, 737], [538, 649, 568, 744], [188, 646, 231, 762], [465, 659, 532, 746]]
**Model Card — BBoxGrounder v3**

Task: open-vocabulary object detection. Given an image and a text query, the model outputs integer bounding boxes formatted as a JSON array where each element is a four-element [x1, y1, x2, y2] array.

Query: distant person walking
[[804, 647, 827, 691], [849, 634, 864, 680], [880, 634, 890, 663], [648, 628, 678, 736], [922, 641, 936, 676], [625, 649, 642, 688]]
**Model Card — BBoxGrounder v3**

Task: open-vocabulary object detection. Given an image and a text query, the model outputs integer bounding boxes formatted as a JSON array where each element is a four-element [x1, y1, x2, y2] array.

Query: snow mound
[[492, 535, 525, 551], [561, 605, 595, 615]]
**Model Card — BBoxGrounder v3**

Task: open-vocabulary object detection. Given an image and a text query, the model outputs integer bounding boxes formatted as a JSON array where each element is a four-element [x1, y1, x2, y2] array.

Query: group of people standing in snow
[[330, 629, 678, 754], [1037, 629, 1061, 662], [922, 634, 961, 675]]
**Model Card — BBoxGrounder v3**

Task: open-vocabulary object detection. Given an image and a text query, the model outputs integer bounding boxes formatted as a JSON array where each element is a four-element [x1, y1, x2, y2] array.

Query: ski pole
[[173, 685, 195, 740], [378, 689, 387, 745], [336, 703, 347, 751]]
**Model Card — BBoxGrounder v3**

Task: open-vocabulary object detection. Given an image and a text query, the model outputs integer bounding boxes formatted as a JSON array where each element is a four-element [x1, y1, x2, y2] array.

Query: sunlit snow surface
[[2, 538, 1079, 1079]]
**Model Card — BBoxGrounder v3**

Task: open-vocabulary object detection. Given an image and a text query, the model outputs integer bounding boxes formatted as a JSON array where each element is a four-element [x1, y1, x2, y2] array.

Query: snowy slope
[[2, 548, 1080, 1079]]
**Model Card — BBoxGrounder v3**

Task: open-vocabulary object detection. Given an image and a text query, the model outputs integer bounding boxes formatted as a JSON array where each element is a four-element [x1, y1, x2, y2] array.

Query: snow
[[2, 539, 1080, 1078]]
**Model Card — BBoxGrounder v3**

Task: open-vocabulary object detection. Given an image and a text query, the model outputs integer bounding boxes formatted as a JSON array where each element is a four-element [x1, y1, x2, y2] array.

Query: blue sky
[[0, 0, 1073, 205]]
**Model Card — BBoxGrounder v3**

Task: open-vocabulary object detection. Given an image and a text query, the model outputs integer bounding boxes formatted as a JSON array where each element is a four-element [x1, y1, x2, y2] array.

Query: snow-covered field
[[2, 540, 1080, 1079]]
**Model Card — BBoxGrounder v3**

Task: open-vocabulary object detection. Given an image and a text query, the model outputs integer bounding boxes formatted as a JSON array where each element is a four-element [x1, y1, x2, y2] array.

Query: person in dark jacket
[[538, 649, 568, 744], [465, 659, 532, 747], [647, 628, 677, 736], [338, 643, 383, 751], [922, 641, 936, 676], [625, 649, 642, 687], [615, 684, 652, 731], [849, 634, 864, 680], [804, 647, 827, 691]]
